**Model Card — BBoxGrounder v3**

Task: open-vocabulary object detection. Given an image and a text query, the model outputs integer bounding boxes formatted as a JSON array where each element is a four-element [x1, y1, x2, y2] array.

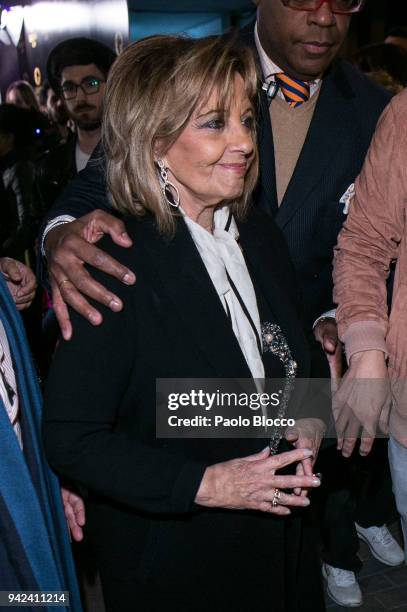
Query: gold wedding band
[[271, 488, 281, 507], [58, 278, 71, 290]]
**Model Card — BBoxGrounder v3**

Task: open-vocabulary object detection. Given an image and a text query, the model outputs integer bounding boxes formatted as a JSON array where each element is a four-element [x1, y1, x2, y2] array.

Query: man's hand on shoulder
[[0, 258, 37, 310], [44, 210, 136, 340]]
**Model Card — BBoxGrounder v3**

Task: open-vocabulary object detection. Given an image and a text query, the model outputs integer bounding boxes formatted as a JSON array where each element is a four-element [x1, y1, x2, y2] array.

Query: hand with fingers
[[285, 418, 326, 496], [332, 350, 391, 458], [44, 210, 136, 340], [61, 487, 86, 542], [195, 447, 321, 516], [0, 258, 37, 310]]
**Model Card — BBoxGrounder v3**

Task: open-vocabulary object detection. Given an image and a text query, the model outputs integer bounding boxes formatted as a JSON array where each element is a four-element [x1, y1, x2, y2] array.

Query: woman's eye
[[204, 119, 224, 130], [242, 115, 254, 129]]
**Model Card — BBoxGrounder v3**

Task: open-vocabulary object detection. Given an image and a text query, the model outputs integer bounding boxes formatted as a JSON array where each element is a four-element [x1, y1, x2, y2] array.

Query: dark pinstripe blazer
[[241, 29, 391, 324]]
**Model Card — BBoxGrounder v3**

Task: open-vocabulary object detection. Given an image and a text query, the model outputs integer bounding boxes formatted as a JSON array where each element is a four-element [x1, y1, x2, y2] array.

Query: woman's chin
[[221, 186, 245, 202]]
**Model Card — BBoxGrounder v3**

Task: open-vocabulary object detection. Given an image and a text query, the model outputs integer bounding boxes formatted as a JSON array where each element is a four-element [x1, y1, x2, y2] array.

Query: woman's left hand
[[0, 258, 37, 310], [285, 418, 326, 496]]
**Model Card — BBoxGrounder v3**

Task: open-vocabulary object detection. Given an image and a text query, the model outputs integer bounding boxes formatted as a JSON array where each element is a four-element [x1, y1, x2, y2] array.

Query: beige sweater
[[333, 88, 407, 443], [270, 92, 320, 205]]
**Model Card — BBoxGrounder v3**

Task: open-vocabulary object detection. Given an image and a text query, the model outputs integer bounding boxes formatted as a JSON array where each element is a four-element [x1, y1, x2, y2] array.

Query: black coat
[[0, 154, 36, 260], [34, 136, 77, 216], [43, 210, 325, 612]]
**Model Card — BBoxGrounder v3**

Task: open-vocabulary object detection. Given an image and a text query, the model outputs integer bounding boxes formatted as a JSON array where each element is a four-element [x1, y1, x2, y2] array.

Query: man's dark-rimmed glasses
[[280, 0, 365, 15], [61, 76, 105, 101]]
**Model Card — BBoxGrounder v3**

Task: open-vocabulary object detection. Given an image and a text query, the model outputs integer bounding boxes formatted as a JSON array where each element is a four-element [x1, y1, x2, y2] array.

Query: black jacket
[[43, 210, 326, 611], [0, 153, 36, 260], [34, 136, 77, 216]]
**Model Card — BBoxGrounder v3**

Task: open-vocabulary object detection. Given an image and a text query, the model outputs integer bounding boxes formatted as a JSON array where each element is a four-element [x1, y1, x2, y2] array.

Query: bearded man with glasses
[[35, 38, 116, 215], [39, 1, 398, 609]]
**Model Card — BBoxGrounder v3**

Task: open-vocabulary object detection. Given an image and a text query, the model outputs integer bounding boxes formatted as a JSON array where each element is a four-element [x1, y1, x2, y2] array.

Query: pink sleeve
[[333, 92, 407, 357]]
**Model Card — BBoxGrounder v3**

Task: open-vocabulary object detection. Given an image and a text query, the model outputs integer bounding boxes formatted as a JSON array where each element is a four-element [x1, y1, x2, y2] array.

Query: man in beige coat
[[334, 87, 407, 559]]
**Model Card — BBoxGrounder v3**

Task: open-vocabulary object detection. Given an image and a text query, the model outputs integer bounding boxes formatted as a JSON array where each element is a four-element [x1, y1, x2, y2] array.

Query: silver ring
[[271, 488, 281, 507]]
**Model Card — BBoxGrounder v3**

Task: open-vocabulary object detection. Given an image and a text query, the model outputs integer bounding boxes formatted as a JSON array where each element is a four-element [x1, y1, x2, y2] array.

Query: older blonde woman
[[43, 35, 325, 612]]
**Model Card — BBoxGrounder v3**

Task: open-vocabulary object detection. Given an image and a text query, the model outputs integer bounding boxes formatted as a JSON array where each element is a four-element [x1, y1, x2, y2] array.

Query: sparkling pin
[[261, 322, 297, 455]]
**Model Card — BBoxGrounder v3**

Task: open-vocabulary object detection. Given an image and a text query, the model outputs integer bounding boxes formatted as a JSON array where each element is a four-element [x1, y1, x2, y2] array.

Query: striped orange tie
[[275, 73, 310, 108]]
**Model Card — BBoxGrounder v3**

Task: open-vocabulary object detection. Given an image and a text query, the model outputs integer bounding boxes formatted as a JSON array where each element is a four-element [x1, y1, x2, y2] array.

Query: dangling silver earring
[[157, 159, 180, 209]]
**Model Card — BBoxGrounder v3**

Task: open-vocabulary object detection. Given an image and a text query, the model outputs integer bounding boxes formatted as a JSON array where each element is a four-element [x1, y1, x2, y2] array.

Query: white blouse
[[182, 205, 265, 386]]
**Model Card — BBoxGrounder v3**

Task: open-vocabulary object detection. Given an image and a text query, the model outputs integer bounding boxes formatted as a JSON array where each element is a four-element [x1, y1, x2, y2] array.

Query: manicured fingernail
[[121, 232, 130, 239], [302, 449, 313, 457], [89, 313, 101, 324], [312, 478, 321, 486], [109, 299, 122, 311], [123, 273, 135, 284], [302, 498, 310, 506]]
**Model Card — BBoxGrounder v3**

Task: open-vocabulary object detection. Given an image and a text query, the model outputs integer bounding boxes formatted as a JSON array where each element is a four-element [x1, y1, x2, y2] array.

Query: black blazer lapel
[[238, 212, 310, 378], [140, 217, 253, 380], [275, 62, 357, 229]]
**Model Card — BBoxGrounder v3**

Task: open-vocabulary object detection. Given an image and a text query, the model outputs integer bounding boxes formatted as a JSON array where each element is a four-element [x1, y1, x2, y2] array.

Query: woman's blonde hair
[[103, 34, 260, 235]]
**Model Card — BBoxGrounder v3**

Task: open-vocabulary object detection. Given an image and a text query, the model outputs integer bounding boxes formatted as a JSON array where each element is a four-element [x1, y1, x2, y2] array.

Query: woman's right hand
[[195, 447, 321, 516]]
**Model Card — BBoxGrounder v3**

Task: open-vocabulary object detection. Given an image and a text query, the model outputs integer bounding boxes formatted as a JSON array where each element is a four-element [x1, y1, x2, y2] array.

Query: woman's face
[[162, 74, 255, 217]]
